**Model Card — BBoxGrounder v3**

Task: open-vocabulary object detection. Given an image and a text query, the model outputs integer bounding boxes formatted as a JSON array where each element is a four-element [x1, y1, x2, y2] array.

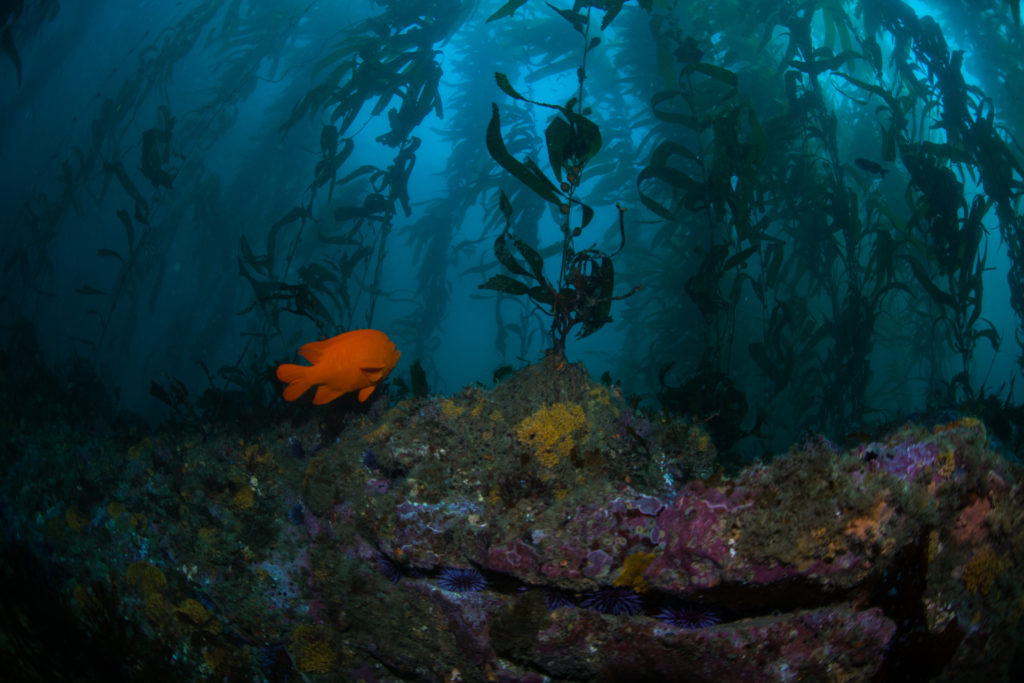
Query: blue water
[[2, 0, 1022, 448]]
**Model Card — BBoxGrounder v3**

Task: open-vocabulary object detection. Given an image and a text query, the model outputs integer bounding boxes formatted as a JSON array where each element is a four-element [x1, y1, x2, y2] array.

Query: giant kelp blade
[[487, 103, 560, 205], [116, 209, 134, 248], [320, 124, 338, 156], [238, 235, 270, 274], [279, 82, 333, 135], [0, 1, 25, 26], [527, 285, 554, 306], [545, 116, 572, 183], [479, 274, 531, 296], [311, 139, 354, 190], [906, 256, 957, 310], [651, 91, 701, 129], [524, 158, 560, 199], [788, 50, 860, 77], [546, 2, 587, 34], [134, 203, 149, 227], [498, 189, 514, 223], [299, 262, 339, 292], [103, 161, 148, 215], [495, 72, 559, 110], [598, 0, 626, 29], [637, 141, 704, 220], [410, 360, 429, 397], [919, 141, 973, 165], [1, 25, 20, 86], [334, 205, 373, 222], [523, 56, 579, 83], [486, 0, 528, 23], [723, 246, 759, 271], [636, 171, 678, 219], [265, 207, 308, 268], [974, 319, 1001, 351], [495, 72, 528, 102], [97, 248, 125, 264], [316, 230, 360, 246], [493, 230, 532, 279], [513, 235, 546, 283], [830, 72, 899, 112], [579, 256, 615, 338], [574, 199, 594, 229], [335, 164, 377, 187], [149, 381, 173, 407], [140, 128, 171, 189], [684, 62, 738, 87], [559, 110, 602, 168], [271, 206, 310, 231]]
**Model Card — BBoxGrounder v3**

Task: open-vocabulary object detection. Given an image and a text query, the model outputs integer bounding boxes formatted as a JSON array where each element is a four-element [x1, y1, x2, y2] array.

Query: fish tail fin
[[276, 363, 312, 401]]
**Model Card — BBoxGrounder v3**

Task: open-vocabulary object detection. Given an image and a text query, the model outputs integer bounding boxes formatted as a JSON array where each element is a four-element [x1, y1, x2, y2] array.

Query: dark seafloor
[[3, 351, 1024, 681]]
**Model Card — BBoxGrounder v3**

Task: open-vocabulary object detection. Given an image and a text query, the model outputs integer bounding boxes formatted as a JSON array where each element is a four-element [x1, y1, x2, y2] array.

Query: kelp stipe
[[479, 3, 638, 358]]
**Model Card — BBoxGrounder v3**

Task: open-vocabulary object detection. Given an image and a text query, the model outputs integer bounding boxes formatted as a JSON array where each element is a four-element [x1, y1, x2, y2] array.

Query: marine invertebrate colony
[[613, 550, 657, 592], [515, 402, 587, 468]]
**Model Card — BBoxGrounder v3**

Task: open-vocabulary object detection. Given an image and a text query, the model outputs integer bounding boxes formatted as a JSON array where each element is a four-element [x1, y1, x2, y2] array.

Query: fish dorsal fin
[[298, 338, 333, 363], [358, 385, 377, 402]]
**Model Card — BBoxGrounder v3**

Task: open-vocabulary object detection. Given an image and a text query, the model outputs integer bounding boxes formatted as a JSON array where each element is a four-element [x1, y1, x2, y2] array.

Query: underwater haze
[[3, 0, 1024, 446], [4, 0, 1024, 680]]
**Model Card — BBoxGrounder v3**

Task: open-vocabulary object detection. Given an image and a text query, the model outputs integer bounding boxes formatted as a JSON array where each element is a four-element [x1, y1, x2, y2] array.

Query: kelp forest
[[7, 1, 1024, 680], [3, 0, 1023, 454]]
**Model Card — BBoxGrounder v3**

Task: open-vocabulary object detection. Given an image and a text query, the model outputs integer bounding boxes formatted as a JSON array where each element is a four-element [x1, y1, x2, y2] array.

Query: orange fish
[[276, 329, 401, 404]]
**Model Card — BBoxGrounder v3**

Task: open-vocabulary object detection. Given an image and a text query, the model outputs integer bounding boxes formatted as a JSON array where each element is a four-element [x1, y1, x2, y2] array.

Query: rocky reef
[[3, 355, 1024, 681]]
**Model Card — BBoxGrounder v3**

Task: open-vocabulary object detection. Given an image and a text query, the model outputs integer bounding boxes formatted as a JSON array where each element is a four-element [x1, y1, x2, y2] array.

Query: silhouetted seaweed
[[1, 0, 60, 87], [658, 362, 755, 455], [140, 105, 178, 190], [277, 1, 473, 332], [148, 337, 263, 439], [480, 5, 638, 357]]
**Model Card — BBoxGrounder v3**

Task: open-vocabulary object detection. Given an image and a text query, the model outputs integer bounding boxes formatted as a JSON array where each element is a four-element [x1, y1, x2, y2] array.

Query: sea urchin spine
[[657, 602, 722, 629], [437, 567, 487, 593], [580, 587, 642, 616]]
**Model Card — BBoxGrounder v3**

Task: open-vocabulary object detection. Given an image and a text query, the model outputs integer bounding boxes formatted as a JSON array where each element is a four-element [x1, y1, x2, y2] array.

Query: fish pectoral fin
[[313, 385, 344, 404], [358, 385, 377, 402], [360, 366, 386, 381]]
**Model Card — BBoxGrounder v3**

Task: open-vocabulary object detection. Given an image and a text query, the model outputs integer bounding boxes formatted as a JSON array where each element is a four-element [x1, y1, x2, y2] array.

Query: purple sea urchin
[[361, 448, 379, 470], [378, 555, 425, 583], [378, 556, 404, 584], [544, 588, 575, 610], [657, 603, 722, 629], [580, 587, 642, 616], [437, 567, 487, 593]]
